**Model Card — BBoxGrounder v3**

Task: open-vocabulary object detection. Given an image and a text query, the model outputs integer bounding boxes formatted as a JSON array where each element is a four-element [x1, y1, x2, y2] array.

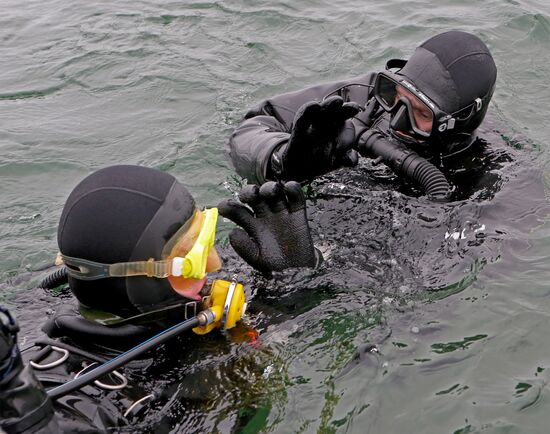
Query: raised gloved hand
[[270, 96, 361, 182], [217, 181, 320, 273], [354, 97, 382, 132]]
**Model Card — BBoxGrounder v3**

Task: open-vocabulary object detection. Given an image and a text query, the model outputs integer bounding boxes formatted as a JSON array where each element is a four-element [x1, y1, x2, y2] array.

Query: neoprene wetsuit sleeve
[[228, 116, 290, 185], [227, 74, 376, 184]]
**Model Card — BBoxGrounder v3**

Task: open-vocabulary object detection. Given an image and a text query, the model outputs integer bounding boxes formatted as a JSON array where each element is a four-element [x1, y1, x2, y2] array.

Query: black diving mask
[[373, 69, 483, 142]]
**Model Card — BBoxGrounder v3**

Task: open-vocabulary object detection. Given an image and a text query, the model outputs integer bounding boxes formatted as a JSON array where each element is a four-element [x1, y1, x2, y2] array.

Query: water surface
[[1, 0, 550, 432]]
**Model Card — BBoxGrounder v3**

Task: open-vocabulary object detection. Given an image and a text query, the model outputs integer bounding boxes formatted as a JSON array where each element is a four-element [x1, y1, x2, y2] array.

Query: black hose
[[39, 267, 68, 290], [401, 153, 452, 200], [358, 130, 451, 201], [47, 316, 200, 400]]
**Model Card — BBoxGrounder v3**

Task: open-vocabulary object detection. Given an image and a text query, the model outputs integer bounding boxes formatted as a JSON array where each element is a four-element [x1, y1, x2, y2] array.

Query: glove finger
[[334, 120, 356, 155], [283, 181, 306, 213], [238, 184, 259, 203], [259, 181, 288, 214], [320, 97, 360, 136], [338, 149, 359, 168], [338, 102, 362, 121], [237, 184, 272, 216], [320, 95, 344, 111], [293, 101, 321, 133], [228, 228, 264, 271], [327, 101, 361, 127], [362, 98, 381, 126], [319, 95, 345, 121], [217, 199, 256, 234]]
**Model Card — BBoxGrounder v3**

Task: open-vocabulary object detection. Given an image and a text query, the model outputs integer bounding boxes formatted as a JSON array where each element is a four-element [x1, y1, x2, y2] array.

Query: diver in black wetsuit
[[228, 30, 498, 200], [0, 165, 320, 433]]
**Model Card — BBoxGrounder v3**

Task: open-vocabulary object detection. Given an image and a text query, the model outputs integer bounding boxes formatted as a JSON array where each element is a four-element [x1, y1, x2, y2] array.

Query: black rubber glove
[[354, 97, 382, 131], [270, 96, 361, 182], [218, 181, 320, 273]]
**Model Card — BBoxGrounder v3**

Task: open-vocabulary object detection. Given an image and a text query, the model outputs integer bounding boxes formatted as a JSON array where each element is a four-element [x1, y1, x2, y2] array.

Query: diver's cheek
[[205, 246, 222, 272], [418, 119, 432, 133], [413, 113, 433, 133]]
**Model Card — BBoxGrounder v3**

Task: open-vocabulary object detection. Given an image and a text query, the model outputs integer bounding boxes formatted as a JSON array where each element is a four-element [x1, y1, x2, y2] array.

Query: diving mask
[[373, 70, 483, 141], [59, 208, 219, 281]]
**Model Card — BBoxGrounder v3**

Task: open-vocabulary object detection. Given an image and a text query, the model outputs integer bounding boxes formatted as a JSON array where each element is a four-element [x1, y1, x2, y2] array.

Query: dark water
[[1, 0, 550, 433]]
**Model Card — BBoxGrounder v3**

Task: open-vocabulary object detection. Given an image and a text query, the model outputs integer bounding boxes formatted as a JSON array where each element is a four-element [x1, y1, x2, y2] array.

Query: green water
[[1, 0, 550, 432]]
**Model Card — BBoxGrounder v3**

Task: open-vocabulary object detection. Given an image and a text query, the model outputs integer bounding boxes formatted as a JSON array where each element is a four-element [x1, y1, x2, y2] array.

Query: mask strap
[[60, 255, 172, 280]]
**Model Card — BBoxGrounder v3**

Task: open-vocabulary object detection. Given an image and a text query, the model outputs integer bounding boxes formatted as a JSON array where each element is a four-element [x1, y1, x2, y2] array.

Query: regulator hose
[[357, 130, 452, 201], [47, 315, 201, 400], [39, 267, 68, 290]]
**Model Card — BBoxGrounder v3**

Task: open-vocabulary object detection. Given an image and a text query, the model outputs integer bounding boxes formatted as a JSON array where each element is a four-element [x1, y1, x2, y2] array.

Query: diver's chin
[[167, 276, 207, 301]]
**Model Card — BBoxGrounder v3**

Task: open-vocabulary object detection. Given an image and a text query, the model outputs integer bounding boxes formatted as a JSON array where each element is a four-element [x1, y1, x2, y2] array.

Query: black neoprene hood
[[398, 30, 497, 134], [58, 165, 196, 317]]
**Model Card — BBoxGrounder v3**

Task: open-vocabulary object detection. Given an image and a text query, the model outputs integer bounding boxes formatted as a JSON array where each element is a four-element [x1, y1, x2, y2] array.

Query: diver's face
[[395, 85, 433, 134]]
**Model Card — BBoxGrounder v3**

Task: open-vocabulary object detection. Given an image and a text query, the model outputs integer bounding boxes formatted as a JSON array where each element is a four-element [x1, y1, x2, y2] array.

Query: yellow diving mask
[[59, 208, 219, 281]]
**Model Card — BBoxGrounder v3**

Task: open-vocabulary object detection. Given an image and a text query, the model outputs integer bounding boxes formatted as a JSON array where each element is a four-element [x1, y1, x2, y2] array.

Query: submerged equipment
[[0, 279, 247, 431], [46, 278, 246, 400], [358, 127, 452, 201], [38, 266, 68, 291]]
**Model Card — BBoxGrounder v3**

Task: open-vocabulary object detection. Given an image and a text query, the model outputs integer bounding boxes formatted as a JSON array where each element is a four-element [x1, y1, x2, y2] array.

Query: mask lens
[[162, 209, 203, 260], [163, 208, 221, 279], [375, 73, 434, 136], [374, 74, 400, 110], [394, 85, 434, 134]]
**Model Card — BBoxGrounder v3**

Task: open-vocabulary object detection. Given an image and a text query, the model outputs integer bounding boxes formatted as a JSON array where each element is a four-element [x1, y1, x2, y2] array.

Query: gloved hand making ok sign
[[217, 181, 321, 273], [270, 96, 361, 182]]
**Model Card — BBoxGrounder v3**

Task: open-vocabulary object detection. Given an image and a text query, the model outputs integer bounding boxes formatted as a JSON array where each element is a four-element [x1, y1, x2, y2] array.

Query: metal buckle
[[124, 393, 155, 418], [74, 362, 128, 391], [221, 281, 238, 331], [29, 345, 69, 370], [184, 301, 197, 319], [475, 97, 482, 111]]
